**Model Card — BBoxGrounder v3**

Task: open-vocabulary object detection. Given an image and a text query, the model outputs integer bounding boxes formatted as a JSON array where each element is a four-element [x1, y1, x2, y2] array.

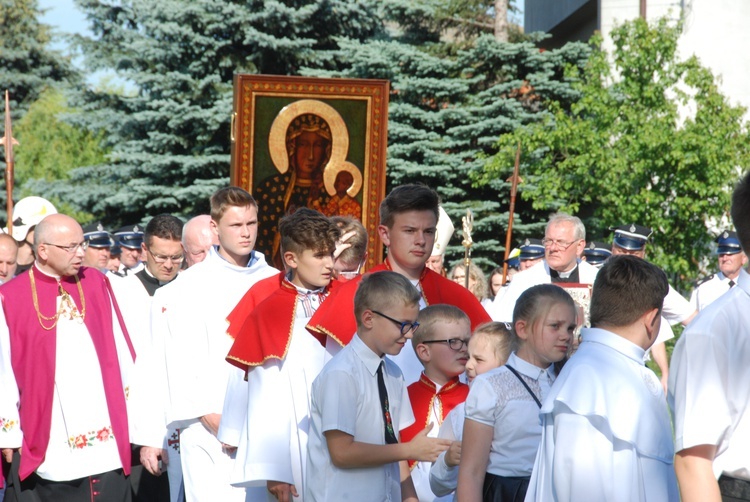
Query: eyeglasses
[[541, 238, 579, 250], [147, 249, 184, 264], [44, 241, 89, 253], [371, 310, 420, 335], [422, 338, 469, 351]]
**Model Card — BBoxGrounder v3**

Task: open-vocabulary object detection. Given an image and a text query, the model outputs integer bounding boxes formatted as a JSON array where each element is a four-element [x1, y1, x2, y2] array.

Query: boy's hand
[[267, 480, 298, 501], [445, 440, 462, 467], [406, 423, 451, 462]]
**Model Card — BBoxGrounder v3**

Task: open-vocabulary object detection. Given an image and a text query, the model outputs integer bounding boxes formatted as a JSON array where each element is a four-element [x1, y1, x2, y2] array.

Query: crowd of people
[[0, 172, 747, 502]]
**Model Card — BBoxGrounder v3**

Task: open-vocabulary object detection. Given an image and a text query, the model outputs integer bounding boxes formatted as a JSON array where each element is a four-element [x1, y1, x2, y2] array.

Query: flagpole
[[2, 91, 17, 235]]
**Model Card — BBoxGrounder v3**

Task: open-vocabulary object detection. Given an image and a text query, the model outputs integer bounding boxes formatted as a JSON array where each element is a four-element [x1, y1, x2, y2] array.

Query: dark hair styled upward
[[589, 255, 668, 327], [279, 207, 340, 256], [379, 184, 440, 228], [145, 214, 183, 247]]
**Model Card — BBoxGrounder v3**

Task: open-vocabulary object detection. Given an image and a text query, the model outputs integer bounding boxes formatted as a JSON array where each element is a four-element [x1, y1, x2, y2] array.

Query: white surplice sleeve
[[0, 304, 21, 449]]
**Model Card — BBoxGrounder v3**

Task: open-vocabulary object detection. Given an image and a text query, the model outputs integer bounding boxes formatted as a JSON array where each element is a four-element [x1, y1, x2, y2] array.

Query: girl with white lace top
[[456, 284, 577, 502]]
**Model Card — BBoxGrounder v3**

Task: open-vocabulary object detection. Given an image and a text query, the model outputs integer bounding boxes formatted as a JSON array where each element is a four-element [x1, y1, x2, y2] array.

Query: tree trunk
[[494, 0, 509, 42]]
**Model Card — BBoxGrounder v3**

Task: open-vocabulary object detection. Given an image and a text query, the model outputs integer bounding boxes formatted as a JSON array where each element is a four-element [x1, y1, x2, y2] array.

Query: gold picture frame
[[230, 75, 389, 269]]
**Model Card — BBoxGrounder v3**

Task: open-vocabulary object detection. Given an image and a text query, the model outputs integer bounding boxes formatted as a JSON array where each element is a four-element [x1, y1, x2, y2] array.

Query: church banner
[[230, 75, 389, 269]]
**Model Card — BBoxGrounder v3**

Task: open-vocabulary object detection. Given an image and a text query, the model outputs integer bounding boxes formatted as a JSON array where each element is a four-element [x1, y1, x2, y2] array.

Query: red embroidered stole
[[401, 373, 469, 467], [226, 279, 336, 372], [306, 259, 491, 344]]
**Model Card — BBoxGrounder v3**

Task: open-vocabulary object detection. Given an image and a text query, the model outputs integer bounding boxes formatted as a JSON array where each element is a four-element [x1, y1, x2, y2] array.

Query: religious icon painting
[[558, 283, 593, 354], [230, 74, 389, 270]]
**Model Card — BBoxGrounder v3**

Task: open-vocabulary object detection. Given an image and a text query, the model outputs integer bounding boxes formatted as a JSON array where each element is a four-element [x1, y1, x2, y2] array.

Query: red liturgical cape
[[401, 373, 469, 468], [226, 278, 337, 372], [0, 265, 135, 481], [307, 259, 491, 344], [225, 271, 283, 340]]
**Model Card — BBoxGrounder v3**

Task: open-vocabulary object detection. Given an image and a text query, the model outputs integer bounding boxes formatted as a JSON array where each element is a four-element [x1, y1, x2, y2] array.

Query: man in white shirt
[[669, 171, 750, 502], [690, 230, 747, 312], [112, 214, 184, 502], [526, 255, 679, 501], [490, 214, 598, 322], [132, 187, 277, 502]]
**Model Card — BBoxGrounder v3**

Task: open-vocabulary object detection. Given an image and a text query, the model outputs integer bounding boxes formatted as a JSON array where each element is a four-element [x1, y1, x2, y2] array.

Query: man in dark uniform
[[114, 225, 145, 277], [690, 230, 747, 311], [82, 222, 115, 273]]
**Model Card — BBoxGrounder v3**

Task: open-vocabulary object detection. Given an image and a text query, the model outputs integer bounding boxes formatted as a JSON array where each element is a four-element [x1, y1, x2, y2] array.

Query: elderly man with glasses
[[490, 213, 599, 323], [0, 213, 136, 501]]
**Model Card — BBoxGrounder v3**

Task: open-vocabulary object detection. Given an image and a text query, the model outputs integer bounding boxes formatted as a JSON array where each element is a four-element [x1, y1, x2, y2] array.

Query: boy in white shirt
[[305, 271, 452, 501]]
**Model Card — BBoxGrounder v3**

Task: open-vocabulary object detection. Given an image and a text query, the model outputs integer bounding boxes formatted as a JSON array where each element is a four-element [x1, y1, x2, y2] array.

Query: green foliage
[[42, 0, 385, 228], [14, 88, 109, 187], [308, 24, 591, 271], [481, 17, 750, 289]]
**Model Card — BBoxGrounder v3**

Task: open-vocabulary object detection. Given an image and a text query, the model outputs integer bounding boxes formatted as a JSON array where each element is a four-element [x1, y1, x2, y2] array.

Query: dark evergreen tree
[[43, 0, 384, 227], [307, 6, 591, 271]]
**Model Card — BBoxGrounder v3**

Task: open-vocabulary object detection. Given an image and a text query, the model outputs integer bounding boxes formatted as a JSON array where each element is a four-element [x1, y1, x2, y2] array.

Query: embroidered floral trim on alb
[[0, 417, 18, 432], [68, 426, 115, 449]]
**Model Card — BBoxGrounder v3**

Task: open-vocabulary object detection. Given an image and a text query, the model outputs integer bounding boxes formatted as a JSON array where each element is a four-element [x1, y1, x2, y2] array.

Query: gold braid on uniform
[[30, 268, 86, 330]]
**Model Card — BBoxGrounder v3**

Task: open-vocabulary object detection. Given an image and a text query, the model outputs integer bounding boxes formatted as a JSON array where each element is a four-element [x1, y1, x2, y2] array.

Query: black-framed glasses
[[371, 310, 419, 335], [147, 248, 184, 264], [422, 338, 469, 351], [44, 241, 89, 253]]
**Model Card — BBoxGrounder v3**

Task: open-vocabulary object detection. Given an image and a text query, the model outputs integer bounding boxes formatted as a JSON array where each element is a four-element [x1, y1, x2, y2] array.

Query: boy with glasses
[[305, 271, 452, 501], [402, 304, 471, 501]]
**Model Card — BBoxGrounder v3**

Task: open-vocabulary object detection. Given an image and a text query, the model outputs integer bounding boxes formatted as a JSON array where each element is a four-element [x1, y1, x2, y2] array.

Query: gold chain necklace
[[29, 268, 86, 331]]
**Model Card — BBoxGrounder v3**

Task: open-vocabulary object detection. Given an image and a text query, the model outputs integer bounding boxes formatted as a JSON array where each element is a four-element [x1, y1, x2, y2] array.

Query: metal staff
[[502, 142, 522, 285], [1, 91, 18, 235], [461, 209, 474, 290]]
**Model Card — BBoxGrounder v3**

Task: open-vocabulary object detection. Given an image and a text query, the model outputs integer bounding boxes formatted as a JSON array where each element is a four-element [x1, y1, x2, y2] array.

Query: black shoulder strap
[[505, 364, 542, 408]]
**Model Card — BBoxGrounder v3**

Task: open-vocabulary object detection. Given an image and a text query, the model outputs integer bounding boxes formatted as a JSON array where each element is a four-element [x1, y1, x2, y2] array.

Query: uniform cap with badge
[[114, 224, 144, 250], [610, 224, 653, 251], [83, 222, 115, 248], [716, 230, 742, 255], [504, 247, 521, 268], [583, 240, 612, 266], [519, 238, 545, 261]]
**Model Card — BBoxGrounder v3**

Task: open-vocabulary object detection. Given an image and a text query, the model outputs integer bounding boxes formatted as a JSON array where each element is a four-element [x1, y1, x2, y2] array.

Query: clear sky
[[38, 0, 90, 52]]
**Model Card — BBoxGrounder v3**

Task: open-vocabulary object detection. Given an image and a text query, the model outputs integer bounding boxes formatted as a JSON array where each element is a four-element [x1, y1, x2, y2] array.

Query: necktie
[[729, 280, 736, 289], [377, 362, 398, 444]]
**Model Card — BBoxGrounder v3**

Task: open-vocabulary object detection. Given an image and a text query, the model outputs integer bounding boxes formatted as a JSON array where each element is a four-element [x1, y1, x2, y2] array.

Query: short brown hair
[[210, 187, 257, 222], [354, 271, 421, 329], [590, 255, 668, 327], [473, 322, 514, 363], [413, 304, 469, 346], [279, 208, 339, 257], [330, 216, 368, 269], [144, 214, 183, 247], [379, 184, 440, 228]]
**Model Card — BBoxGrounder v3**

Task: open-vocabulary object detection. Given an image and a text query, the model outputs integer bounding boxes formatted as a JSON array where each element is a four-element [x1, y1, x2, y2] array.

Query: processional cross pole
[[461, 209, 474, 290], [502, 142, 522, 285], [1, 91, 18, 235]]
